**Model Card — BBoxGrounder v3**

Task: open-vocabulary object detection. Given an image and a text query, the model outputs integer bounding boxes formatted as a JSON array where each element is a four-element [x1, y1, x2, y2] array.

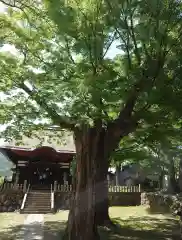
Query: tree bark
[[159, 170, 164, 189], [169, 157, 177, 192], [94, 144, 110, 226], [165, 153, 177, 193], [64, 117, 135, 239], [65, 126, 110, 240]]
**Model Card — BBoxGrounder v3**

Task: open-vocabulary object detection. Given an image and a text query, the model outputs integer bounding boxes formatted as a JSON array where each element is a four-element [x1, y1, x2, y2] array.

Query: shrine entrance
[[28, 161, 70, 188], [0, 146, 75, 187], [30, 165, 54, 186]]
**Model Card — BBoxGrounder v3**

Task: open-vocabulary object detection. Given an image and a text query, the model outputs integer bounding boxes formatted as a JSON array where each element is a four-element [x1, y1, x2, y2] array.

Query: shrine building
[[0, 130, 75, 189]]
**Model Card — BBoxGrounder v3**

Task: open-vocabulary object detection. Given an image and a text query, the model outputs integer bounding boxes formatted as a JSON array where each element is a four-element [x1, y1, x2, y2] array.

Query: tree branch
[[127, 12, 141, 65], [19, 82, 75, 130], [0, 0, 18, 8], [106, 51, 166, 153], [102, 32, 117, 59], [64, 37, 75, 65]]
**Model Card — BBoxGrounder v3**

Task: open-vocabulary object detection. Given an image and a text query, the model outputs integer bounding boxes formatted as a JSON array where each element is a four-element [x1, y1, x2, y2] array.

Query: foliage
[[0, 0, 182, 143], [111, 115, 182, 178]]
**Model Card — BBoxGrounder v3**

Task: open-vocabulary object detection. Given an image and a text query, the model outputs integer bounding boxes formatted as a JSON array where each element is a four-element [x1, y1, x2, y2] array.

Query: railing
[[21, 183, 30, 210], [55, 184, 141, 193], [51, 184, 54, 210]]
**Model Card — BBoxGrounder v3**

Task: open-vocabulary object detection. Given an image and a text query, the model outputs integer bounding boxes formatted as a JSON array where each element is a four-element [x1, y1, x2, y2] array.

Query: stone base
[[0, 189, 23, 212]]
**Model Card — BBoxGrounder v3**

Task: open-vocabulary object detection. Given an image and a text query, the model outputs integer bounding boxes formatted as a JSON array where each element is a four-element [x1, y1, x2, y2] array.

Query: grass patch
[[0, 207, 179, 239], [44, 206, 180, 239], [0, 213, 26, 240]]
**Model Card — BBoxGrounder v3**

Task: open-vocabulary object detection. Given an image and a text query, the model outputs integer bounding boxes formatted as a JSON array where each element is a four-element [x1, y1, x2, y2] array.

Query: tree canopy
[[0, 0, 182, 140], [111, 123, 182, 176]]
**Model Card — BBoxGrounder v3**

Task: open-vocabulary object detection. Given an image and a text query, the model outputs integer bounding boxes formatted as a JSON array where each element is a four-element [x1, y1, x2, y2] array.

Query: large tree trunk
[[94, 148, 110, 226], [166, 154, 177, 193], [169, 158, 177, 192], [159, 169, 164, 189], [65, 126, 110, 240], [64, 117, 134, 240]]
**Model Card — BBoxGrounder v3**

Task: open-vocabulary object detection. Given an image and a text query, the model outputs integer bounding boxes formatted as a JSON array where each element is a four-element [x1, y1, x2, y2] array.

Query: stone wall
[[0, 189, 24, 212], [141, 192, 179, 213], [108, 192, 141, 206], [141, 192, 150, 206], [55, 192, 141, 211], [55, 192, 72, 210]]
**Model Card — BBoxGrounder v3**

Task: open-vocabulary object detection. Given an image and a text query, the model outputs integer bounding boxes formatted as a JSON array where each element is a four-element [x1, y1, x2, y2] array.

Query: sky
[[0, 2, 6, 12]]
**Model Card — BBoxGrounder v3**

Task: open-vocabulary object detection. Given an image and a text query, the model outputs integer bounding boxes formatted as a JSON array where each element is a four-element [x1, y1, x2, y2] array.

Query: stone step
[[22, 210, 51, 214], [28, 193, 51, 196], [25, 204, 51, 208], [25, 203, 51, 207], [20, 190, 53, 214], [28, 197, 50, 199], [29, 193, 50, 195], [25, 206, 51, 210], [25, 200, 50, 204], [26, 197, 50, 201], [28, 195, 50, 197], [27, 194, 51, 197], [25, 202, 51, 205], [26, 199, 50, 202]]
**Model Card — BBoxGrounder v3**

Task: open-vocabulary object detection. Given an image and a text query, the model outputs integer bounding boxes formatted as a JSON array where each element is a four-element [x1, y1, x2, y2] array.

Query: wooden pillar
[[15, 170, 19, 184], [63, 171, 68, 185], [54, 180, 57, 192], [116, 166, 121, 185], [107, 174, 110, 185], [63, 172, 67, 181], [23, 180, 27, 192]]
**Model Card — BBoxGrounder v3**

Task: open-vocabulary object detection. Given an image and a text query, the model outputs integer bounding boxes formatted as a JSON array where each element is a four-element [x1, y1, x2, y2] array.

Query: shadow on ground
[[0, 217, 180, 240], [146, 206, 171, 215], [99, 216, 180, 240], [0, 223, 44, 240]]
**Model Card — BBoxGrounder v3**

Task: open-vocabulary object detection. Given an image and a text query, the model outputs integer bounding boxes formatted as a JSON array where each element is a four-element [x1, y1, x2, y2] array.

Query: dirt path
[[23, 214, 44, 240]]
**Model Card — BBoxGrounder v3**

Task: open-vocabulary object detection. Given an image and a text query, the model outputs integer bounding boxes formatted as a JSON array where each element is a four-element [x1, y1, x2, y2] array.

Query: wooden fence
[[57, 184, 72, 192], [108, 185, 141, 192], [0, 183, 141, 193], [56, 184, 141, 193]]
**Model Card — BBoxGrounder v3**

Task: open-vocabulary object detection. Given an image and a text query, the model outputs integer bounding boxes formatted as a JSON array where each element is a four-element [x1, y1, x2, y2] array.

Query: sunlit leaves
[[1, 0, 182, 141]]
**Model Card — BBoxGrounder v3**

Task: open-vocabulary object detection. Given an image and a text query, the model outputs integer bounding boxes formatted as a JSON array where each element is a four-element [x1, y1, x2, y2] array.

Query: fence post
[[23, 180, 27, 192], [54, 181, 57, 192], [14, 183, 18, 190]]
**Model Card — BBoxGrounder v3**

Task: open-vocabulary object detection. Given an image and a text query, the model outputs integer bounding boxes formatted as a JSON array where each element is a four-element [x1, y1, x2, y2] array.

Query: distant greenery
[[0, 176, 4, 185]]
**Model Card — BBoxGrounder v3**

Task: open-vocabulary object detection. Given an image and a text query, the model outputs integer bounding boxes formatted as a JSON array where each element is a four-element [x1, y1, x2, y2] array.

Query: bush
[[146, 192, 177, 214]]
